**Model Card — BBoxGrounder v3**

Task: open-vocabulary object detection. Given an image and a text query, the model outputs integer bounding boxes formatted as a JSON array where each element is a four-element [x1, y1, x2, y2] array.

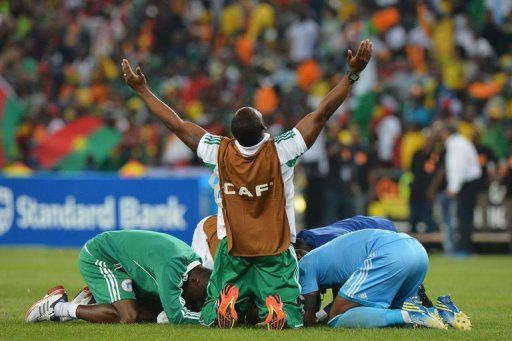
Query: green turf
[[1, 248, 511, 340]]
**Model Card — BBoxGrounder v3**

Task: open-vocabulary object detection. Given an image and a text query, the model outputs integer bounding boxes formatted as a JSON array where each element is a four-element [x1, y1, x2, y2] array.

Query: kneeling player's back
[[324, 229, 412, 254], [86, 230, 197, 266], [299, 229, 413, 293]]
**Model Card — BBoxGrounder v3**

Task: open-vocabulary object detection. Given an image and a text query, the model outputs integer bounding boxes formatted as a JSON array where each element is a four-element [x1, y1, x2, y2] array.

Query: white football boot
[[71, 286, 95, 305], [25, 286, 68, 323]]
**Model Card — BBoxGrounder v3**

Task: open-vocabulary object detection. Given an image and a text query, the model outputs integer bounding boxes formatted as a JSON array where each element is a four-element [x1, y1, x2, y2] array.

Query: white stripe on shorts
[[343, 258, 369, 297], [351, 253, 374, 296], [96, 260, 114, 302], [99, 261, 120, 301], [288, 245, 302, 293], [346, 252, 375, 297], [345, 258, 369, 297], [103, 262, 121, 301]]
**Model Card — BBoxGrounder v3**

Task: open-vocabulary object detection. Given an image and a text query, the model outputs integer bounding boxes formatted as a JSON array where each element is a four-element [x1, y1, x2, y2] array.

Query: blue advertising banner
[[0, 172, 215, 247]]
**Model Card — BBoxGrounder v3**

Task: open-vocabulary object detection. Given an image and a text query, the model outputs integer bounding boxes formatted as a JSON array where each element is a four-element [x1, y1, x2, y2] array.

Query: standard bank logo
[[0, 186, 14, 236], [0, 185, 188, 234]]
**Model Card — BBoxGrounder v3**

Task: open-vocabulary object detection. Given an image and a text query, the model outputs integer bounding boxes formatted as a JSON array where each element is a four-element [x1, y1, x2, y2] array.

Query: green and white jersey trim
[[132, 259, 158, 284], [274, 130, 296, 143], [203, 135, 221, 145], [177, 275, 201, 320]]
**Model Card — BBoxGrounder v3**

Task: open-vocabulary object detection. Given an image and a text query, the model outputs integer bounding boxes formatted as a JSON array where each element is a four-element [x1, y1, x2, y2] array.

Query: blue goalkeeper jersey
[[299, 229, 413, 295], [296, 215, 397, 249]]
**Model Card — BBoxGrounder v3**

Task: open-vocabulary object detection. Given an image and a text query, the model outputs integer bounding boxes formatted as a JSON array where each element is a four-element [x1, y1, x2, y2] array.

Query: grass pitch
[[1, 248, 511, 340]]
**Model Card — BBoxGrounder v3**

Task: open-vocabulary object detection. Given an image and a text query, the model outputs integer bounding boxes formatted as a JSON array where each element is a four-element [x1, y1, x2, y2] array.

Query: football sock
[[54, 302, 79, 319], [328, 307, 407, 328]]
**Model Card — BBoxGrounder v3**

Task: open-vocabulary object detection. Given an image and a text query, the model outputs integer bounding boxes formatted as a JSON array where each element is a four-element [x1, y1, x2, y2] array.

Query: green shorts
[[78, 244, 136, 304], [200, 238, 303, 328]]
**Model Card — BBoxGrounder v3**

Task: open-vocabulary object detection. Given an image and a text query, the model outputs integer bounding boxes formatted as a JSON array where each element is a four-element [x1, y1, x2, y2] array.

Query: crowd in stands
[[1, 0, 512, 235]]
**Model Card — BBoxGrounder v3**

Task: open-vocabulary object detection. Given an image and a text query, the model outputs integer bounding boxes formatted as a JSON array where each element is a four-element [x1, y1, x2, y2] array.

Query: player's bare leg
[[73, 296, 160, 323], [74, 300, 138, 323], [328, 295, 360, 319]]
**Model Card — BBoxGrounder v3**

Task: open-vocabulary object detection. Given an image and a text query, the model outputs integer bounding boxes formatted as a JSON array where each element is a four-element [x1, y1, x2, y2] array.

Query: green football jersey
[[85, 230, 202, 324]]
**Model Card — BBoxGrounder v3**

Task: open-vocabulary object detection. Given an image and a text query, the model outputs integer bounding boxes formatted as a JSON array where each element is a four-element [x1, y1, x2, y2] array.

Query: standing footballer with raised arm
[[121, 39, 372, 329]]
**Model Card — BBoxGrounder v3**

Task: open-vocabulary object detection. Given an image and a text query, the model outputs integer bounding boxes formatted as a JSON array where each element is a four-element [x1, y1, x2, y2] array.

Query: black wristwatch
[[347, 71, 360, 84]]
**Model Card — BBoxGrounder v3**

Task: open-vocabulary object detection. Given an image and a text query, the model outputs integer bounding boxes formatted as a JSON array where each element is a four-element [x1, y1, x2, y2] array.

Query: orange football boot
[[264, 294, 287, 330], [217, 284, 239, 328]]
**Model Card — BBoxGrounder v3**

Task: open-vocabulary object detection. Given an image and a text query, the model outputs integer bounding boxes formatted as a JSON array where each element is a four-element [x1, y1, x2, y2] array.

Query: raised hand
[[120, 58, 207, 152], [347, 39, 373, 73], [122, 59, 147, 94]]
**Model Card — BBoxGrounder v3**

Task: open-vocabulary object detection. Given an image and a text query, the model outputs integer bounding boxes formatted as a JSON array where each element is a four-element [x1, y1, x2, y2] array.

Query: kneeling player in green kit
[[24, 230, 212, 324]]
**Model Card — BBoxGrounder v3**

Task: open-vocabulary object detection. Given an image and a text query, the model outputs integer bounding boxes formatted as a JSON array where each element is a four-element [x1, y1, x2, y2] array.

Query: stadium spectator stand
[[0, 0, 511, 248]]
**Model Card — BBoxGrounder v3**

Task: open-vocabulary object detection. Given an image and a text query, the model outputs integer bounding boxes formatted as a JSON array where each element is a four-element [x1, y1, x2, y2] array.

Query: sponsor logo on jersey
[[223, 182, 273, 197], [0, 187, 14, 236]]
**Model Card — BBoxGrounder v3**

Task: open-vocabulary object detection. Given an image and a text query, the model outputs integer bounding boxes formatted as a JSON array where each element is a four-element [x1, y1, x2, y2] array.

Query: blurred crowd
[[1, 0, 512, 239]]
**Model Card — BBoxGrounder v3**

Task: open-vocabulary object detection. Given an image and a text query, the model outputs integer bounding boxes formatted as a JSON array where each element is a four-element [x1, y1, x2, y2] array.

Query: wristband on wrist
[[347, 71, 360, 84], [315, 309, 328, 322]]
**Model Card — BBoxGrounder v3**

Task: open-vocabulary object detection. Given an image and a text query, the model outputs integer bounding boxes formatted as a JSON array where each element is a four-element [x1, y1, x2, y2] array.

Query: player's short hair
[[231, 107, 266, 147]]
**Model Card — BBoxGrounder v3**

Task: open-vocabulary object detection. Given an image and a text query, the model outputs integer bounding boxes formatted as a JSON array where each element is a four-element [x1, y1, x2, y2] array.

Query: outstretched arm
[[122, 59, 207, 152], [295, 39, 372, 148]]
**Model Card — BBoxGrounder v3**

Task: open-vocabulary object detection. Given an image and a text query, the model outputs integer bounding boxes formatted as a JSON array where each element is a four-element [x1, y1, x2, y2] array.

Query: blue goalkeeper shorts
[[338, 238, 428, 309]]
